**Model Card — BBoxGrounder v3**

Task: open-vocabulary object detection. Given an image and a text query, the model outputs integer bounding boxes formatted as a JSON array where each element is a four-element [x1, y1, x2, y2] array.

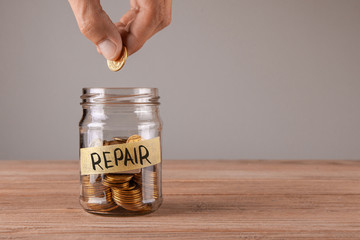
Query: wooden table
[[0, 160, 359, 239]]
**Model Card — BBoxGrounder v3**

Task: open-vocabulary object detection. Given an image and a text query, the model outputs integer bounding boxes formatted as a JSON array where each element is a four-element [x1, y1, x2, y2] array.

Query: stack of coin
[[81, 175, 118, 212], [142, 169, 159, 200], [82, 135, 159, 213], [103, 174, 133, 188], [133, 172, 142, 185], [133, 168, 159, 200], [111, 182, 150, 211], [81, 175, 103, 198]]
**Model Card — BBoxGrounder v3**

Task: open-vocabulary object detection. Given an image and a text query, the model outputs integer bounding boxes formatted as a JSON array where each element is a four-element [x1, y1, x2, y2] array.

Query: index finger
[[120, 6, 161, 55]]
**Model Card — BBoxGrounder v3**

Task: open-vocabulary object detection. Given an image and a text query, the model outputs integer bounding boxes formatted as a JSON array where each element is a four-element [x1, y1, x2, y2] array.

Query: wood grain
[[0, 160, 359, 239]]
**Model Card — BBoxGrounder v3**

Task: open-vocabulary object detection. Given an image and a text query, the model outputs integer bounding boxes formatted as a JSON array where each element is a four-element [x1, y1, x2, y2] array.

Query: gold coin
[[105, 174, 133, 183], [81, 179, 118, 212], [126, 134, 142, 143], [111, 183, 150, 211], [113, 137, 127, 143], [107, 46, 128, 72], [103, 139, 127, 146], [133, 173, 142, 185], [86, 202, 118, 212], [103, 180, 130, 188]]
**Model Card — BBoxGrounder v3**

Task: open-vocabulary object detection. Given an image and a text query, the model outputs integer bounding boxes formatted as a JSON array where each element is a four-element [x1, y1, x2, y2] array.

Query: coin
[[102, 174, 133, 188], [126, 134, 142, 143], [113, 137, 127, 142], [142, 170, 159, 200], [86, 200, 118, 212], [103, 138, 127, 146], [104, 174, 133, 183], [107, 46, 128, 72], [111, 183, 150, 211], [81, 174, 118, 212], [133, 172, 142, 185]]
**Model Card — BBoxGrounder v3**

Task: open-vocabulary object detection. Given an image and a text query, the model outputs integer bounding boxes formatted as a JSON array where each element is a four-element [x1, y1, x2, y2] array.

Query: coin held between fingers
[[107, 46, 128, 72]]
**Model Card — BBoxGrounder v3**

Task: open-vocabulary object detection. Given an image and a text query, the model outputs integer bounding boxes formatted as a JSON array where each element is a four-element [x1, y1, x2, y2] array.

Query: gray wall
[[0, 0, 360, 160]]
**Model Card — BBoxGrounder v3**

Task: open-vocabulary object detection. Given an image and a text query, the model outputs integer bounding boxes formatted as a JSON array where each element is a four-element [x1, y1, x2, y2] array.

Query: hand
[[68, 0, 172, 60]]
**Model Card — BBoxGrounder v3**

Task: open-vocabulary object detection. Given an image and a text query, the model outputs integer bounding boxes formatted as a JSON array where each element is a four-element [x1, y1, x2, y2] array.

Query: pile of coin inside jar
[[80, 135, 159, 213]]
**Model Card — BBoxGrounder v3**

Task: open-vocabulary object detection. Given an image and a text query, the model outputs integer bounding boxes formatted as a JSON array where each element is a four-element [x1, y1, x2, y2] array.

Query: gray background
[[0, 0, 360, 160]]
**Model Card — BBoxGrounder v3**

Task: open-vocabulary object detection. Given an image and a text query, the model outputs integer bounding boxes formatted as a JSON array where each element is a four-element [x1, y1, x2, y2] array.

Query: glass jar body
[[79, 88, 162, 215]]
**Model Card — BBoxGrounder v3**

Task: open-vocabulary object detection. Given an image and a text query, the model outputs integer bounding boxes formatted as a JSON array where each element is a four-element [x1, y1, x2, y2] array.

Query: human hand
[[68, 0, 172, 60]]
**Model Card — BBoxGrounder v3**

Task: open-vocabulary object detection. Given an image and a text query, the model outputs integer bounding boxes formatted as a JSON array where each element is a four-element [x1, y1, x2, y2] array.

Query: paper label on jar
[[80, 137, 161, 175]]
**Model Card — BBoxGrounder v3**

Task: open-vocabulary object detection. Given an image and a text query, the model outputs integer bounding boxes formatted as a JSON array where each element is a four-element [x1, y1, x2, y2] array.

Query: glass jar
[[79, 88, 162, 215]]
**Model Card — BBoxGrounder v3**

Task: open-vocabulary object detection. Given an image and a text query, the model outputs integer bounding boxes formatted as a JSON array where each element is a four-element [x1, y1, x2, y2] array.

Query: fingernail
[[98, 39, 117, 60]]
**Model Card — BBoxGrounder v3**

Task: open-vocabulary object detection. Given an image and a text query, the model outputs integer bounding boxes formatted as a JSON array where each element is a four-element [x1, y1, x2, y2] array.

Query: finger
[[119, 8, 138, 30], [152, 0, 172, 37], [121, 0, 172, 55], [115, 24, 129, 41], [122, 3, 162, 55], [68, 0, 123, 60], [115, 8, 138, 41]]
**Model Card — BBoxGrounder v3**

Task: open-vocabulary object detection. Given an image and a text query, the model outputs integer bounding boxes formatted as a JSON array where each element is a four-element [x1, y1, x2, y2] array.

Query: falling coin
[[107, 46, 128, 72]]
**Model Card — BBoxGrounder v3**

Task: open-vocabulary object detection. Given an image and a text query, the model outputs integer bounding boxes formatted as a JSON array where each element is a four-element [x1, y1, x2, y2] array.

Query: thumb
[[69, 0, 123, 60]]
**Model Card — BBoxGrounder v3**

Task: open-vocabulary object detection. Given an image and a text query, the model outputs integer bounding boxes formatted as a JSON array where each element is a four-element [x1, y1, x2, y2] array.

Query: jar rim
[[81, 87, 160, 106], [82, 87, 158, 91]]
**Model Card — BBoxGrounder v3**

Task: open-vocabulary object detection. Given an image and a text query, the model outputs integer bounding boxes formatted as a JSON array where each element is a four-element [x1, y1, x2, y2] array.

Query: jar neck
[[81, 88, 160, 107], [83, 104, 160, 115]]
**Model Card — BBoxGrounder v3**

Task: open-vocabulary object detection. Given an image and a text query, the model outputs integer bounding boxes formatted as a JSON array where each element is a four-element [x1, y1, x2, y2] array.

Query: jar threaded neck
[[81, 88, 160, 106]]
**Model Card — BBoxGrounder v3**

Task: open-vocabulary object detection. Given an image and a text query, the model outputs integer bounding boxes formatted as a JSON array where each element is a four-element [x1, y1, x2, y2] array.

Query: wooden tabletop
[[0, 160, 359, 239]]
